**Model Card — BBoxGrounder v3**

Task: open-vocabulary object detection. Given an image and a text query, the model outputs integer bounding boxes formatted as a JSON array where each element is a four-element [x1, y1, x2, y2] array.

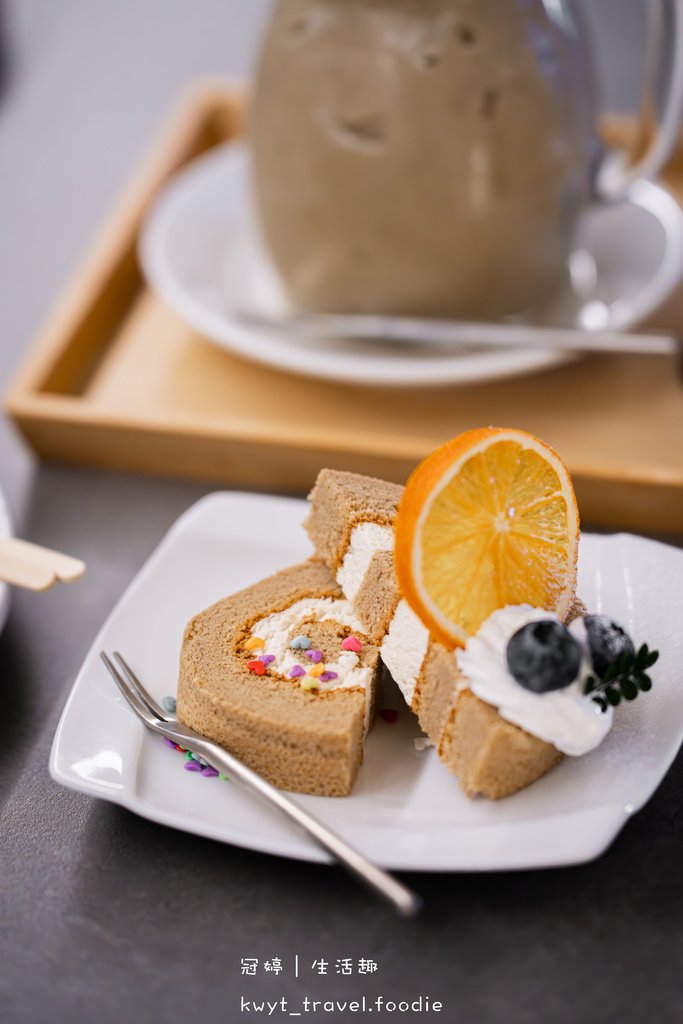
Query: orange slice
[[395, 427, 579, 648]]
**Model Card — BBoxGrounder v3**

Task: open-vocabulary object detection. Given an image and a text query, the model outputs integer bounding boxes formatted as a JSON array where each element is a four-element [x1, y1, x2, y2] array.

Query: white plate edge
[[48, 495, 683, 872]]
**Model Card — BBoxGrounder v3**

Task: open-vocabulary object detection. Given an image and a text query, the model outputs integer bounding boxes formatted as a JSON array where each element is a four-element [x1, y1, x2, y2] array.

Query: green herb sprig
[[585, 644, 659, 712]]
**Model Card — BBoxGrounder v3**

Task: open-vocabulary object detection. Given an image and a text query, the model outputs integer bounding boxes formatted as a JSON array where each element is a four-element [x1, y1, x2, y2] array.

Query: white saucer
[[50, 492, 683, 871], [0, 487, 11, 634], [139, 141, 683, 388]]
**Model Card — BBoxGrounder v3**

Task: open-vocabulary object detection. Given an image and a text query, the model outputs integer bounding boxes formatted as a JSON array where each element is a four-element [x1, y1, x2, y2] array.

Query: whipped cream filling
[[381, 600, 430, 706], [456, 605, 613, 756], [336, 522, 429, 709], [337, 522, 393, 601], [251, 597, 374, 732]]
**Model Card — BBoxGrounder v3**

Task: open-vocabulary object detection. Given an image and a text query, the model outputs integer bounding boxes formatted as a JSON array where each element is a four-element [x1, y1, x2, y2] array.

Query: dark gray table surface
[[2, 468, 683, 1024], [1, 2, 682, 1022]]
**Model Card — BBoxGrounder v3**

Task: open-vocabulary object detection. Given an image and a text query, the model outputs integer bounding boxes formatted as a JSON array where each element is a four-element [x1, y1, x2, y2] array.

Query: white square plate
[[50, 492, 683, 871]]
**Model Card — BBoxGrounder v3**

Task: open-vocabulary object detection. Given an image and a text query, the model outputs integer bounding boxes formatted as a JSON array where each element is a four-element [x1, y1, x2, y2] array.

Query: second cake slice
[[305, 468, 568, 799]]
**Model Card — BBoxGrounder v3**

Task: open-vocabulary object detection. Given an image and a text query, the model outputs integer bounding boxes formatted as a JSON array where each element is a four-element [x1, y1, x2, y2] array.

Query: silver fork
[[100, 651, 422, 918]]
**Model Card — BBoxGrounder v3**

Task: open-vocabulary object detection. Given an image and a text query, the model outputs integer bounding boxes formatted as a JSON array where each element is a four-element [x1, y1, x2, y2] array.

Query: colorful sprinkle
[[161, 695, 177, 714], [306, 649, 323, 664], [300, 676, 319, 691], [307, 663, 324, 678], [258, 654, 276, 665], [291, 635, 311, 650], [380, 708, 399, 724], [289, 665, 306, 678], [320, 671, 338, 682], [163, 738, 227, 781], [245, 636, 265, 651], [342, 636, 362, 653], [247, 659, 266, 675]]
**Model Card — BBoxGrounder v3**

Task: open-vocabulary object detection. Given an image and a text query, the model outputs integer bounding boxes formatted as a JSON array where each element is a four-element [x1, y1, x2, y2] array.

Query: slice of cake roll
[[306, 469, 606, 799], [415, 604, 604, 800], [177, 560, 380, 797], [305, 469, 431, 712]]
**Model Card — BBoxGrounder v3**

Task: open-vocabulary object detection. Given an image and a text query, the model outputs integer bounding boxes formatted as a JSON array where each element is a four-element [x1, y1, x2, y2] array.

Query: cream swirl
[[250, 597, 374, 731], [456, 605, 613, 756]]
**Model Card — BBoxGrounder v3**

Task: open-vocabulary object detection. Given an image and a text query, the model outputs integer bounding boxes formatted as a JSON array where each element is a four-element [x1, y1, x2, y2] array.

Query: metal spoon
[[237, 309, 679, 359]]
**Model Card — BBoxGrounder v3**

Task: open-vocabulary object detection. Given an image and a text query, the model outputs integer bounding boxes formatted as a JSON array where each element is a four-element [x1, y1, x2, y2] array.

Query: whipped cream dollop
[[456, 605, 613, 756]]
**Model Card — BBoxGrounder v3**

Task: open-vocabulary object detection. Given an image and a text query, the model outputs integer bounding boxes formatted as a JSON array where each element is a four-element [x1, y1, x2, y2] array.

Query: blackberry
[[584, 614, 635, 677]]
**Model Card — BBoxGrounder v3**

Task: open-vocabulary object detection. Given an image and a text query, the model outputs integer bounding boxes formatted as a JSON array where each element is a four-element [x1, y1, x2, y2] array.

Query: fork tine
[[100, 651, 157, 726], [113, 651, 169, 721]]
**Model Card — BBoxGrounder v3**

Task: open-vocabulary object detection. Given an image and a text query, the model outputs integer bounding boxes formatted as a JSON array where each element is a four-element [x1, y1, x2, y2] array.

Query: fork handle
[[168, 729, 421, 917]]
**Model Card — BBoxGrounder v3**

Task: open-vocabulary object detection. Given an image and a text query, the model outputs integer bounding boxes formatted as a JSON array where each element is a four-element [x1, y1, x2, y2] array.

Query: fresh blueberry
[[506, 620, 582, 694], [583, 614, 635, 677]]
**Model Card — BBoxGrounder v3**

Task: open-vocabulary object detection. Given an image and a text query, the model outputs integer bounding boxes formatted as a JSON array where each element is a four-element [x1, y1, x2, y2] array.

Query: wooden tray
[[6, 82, 683, 533]]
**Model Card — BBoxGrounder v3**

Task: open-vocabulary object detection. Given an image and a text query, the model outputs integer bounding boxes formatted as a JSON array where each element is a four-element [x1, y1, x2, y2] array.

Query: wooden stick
[[0, 538, 85, 591]]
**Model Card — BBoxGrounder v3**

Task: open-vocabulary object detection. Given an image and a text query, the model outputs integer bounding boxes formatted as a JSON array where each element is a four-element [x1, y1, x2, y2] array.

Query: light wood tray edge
[[10, 395, 683, 530], [5, 86, 683, 532]]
